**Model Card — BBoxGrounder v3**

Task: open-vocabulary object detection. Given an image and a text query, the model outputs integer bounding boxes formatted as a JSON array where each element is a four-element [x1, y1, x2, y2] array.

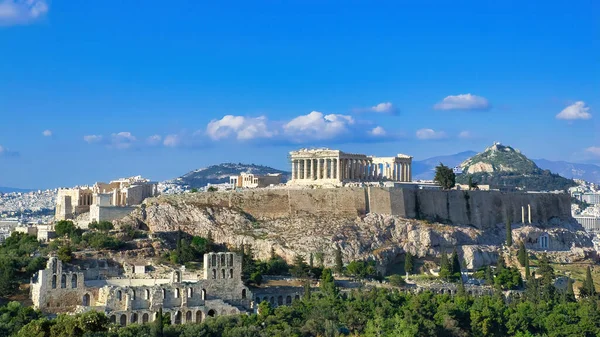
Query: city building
[[287, 148, 412, 186], [575, 215, 600, 233], [229, 172, 282, 189]]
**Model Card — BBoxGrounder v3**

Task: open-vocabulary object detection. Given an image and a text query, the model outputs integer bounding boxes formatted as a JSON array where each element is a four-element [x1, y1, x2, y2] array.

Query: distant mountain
[[456, 143, 576, 191], [165, 163, 290, 189], [0, 186, 35, 193], [412, 151, 477, 180], [533, 159, 600, 184]]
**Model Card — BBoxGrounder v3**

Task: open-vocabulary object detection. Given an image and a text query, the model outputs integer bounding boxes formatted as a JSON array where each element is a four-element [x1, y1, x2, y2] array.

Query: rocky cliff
[[118, 188, 593, 271]]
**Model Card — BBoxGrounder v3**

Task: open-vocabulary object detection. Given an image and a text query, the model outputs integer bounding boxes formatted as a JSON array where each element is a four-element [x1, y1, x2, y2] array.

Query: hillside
[[163, 163, 290, 189], [457, 143, 576, 191], [534, 159, 600, 184], [412, 151, 477, 180]]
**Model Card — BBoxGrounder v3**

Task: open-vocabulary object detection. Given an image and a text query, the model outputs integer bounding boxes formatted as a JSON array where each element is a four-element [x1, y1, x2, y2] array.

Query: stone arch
[[242, 289, 247, 299], [132, 289, 136, 300], [142, 313, 149, 323], [211, 254, 217, 266], [162, 288, 166, 299], [270, 296, 275, 305], [207, 309, 216, 317], [220, 254, 226, 266], [201, 289, 206, 300], [174, 311, 182, 324], [278, 296, 283, 305], [185, 311, 192, 323], [229, 269, 233, 278], [255, 296, 261, 303], [110, 315, 116, 323], [119, 314, 127, 326], [286, 295, 292, 304], [230, 309, 236, 315], [83, 293, 90, 306], [117, 290, 122, 301], [51, 275, 57, 289], [71, 274, 78, 288], [212, 269, 216, 279], [221, 269, 225, 279], [145, 289, 151, 299], [61, 274, 66, 288], [175, 288, 180, 298], [196, 310, 203, 323], [229, 254, 234, 266], [294, 295, 300, 301], [51, 259, 57, 273], [131, 313, 138, 324], [188, 288, 193, 298], [174, 271, 182, 283]]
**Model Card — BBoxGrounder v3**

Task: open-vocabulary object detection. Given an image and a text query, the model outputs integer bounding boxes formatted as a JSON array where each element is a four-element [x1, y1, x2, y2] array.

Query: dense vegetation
[[434, 163, 456, 190], [0, 232, 45, 297], [8, 260, 600, 337]]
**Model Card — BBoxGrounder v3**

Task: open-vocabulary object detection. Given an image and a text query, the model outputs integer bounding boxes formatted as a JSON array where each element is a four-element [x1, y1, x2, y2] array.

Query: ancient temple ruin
[[287, 148, 412, 186]]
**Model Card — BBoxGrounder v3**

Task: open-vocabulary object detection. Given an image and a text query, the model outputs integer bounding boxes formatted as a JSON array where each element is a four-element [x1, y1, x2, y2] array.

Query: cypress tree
[[565, 277, 576, 302], [439, 251, 451, 280], [505, 216, 513, 247], [152, 307, 164, 337], [309, 253, 314, 269], [485, 266, 494, 285], [524, 253, 530, 280], [451, 249, 461, 275], [580, 266, 596, 297], [335, 245, 343, 274], [404, 252, 414, 275], [517, 241, 527, 266], [206, 230, 214, 251]]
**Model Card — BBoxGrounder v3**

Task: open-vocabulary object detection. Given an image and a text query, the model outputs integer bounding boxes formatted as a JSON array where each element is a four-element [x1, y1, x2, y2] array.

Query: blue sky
[[0, 0, 598, 189]]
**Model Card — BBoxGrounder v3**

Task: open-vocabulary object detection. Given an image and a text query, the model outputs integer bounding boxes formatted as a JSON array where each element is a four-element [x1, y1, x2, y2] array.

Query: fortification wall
[[157, 187, 572, 229]]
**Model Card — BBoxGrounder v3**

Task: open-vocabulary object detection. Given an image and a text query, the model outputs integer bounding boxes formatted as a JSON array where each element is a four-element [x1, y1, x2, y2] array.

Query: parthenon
[[287, 148, 412, 186]]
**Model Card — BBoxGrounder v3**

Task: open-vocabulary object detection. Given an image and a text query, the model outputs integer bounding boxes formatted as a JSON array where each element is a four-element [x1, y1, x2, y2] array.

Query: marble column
[[317, 158, 321, 180], [408, 163, 411, 181], [291, 160, 296, 180]]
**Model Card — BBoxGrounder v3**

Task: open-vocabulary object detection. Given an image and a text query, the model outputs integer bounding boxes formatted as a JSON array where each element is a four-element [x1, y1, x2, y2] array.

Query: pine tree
[[335, 245, 343, 274], [309, 253, 314, 269], [439, 251, 451, 280], [404, 252, 414, 275], [303, 280, 312, 299], [517, 241, 527, 266], [505, 216, 513, 247], [496, 254, 506, 272], [206, 230, 214, 251], [457, 277, 467, 297]]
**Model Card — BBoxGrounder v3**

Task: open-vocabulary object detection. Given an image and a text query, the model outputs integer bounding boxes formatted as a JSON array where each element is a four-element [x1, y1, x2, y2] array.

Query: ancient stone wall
[[156, 187, 572, 229], [90, 205, 138, 223]]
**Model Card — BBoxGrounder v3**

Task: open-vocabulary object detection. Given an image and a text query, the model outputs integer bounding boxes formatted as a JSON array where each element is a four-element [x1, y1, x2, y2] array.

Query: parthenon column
[[407, 163, 411, 181], [303, 159, 307, 179], [316, 158, 321, 180], [401, 163, 406, 182], [291, 160, 296, 180]]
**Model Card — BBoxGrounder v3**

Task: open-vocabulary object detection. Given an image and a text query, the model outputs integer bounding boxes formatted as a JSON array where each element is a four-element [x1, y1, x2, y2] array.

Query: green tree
[[404, 252, 414, 275], [505, 217, 513, 247], [320, 268, 338, 297], [517, 241, 527, 266], [309, 253, 314, 269], [152, 307, 164, 337], [190, 188, 198, 193], [579, 266, 596, 298], [57, 245, 73, 263], [450, 248, 462, 281], [0, 258, 18, 297], [439, 251, 451, 280], [55, 220, 77, 238], [291, 254, 308, 277], [565, 277, 576, 302], [434, 163, 456, 190], [335, 245, 343, 274], [207, 186, 218, 192], [524, 253, 530, 280], [485, 266, 494, 285]]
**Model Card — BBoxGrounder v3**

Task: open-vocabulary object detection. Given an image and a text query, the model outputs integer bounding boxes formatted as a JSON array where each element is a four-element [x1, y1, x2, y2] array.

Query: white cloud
[[206, 115, 275, 141], [556, 101, 592, 120], [42, 129, 52, 137], [370, 102, 395, 114], [370, 126, 386, 136], [110, 132, 136, 149], [458, 131, 472, 139], [83, 135, 103, 143], [284, 111, 354, 141], [434, 93, 490, 111], [416, 128, 447, 140], [0, 0, 48, 26], [585, 147, 600, 157], [0, 145, 18, 157], [146, 135, 162, 146], [163, 134, 181, 147]]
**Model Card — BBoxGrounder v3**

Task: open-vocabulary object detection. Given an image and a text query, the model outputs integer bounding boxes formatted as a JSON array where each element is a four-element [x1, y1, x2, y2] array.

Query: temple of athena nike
[[287, 148, 412, 186]]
